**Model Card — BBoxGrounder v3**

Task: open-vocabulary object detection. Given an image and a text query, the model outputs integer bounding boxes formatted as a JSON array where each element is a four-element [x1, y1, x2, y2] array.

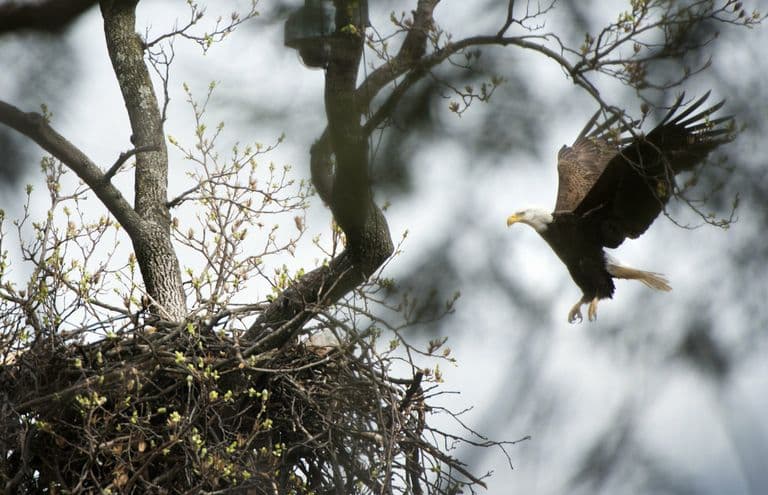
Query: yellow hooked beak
[[506, 214, 522, 227]]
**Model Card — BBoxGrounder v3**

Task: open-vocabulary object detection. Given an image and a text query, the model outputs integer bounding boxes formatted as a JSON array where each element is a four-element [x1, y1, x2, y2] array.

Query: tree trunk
[[100, 0, 186, 321]]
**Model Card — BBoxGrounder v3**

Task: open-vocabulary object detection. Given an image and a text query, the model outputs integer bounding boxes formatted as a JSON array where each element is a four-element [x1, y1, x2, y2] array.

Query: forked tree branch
[[104, 144, 158, 181], [355, 0, 440, 112]]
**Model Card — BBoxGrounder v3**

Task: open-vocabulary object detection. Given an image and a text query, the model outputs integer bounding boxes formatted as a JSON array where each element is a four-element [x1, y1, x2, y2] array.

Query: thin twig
[[104, 145, 158, 181]]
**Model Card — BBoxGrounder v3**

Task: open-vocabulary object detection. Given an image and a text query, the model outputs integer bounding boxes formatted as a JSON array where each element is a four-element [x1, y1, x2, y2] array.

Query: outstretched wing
[[554, 111, 633, 212], [573, 92, 734, 240]]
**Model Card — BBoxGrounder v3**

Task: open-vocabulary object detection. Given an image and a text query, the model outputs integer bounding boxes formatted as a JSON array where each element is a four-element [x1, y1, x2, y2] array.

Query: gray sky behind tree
[[0, 1, 766, 493]]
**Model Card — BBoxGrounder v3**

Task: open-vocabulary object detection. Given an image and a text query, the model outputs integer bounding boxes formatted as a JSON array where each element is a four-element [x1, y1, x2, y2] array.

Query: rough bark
[[0, 1, 187, 322], [100, 0, 186, 321]]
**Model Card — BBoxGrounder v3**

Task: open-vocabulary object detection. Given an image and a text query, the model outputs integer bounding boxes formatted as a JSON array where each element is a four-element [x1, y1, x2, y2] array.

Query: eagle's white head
[[506, 208, 553, 233]]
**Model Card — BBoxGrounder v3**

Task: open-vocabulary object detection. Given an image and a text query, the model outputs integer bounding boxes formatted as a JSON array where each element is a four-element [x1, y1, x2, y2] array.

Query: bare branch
[[142, 1, 259, 53], [0, 100, 142, 236], [361, 33, 590, 136]]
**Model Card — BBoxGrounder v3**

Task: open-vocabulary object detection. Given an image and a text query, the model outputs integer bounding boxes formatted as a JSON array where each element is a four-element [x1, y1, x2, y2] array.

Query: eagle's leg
[[587, 297, 600, 321], [567, 298, 586, 324]]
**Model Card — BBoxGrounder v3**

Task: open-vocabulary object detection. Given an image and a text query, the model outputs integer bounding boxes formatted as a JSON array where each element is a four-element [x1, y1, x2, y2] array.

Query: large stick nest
[[1, 316, 493, 494]]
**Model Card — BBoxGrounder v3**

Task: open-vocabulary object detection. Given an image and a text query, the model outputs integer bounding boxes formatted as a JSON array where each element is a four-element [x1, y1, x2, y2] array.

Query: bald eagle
[[507, 93, 733, 323]]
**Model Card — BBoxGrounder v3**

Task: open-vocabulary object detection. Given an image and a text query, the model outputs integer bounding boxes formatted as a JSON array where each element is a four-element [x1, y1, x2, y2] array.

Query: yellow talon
[[587, 297, 599, 321], [568, 300, 584, 324]]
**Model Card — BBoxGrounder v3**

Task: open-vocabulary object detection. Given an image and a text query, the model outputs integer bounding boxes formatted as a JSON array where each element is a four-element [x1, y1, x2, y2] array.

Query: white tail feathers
[[606, 263, 672, 291]]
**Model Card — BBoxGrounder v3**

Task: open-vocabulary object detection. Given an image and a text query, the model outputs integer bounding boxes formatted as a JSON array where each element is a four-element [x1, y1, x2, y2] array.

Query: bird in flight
[[506, 93, 733, 323]]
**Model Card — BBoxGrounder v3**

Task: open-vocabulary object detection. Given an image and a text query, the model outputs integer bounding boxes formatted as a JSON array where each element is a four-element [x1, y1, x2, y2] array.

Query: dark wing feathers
[[570, 92, 734, 240], [658, 91, 691, 125], [554, 110, 635, 212], [660, 91, 720, 127]]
